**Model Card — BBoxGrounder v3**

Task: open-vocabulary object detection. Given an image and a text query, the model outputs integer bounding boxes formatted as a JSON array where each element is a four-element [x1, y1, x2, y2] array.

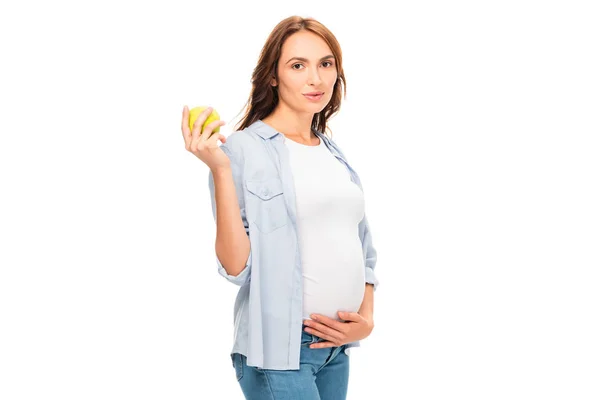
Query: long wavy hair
[[233, 16, 347, 139]]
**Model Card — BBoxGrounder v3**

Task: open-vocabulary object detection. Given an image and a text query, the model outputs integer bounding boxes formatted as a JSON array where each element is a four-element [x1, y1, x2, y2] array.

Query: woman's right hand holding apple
[[181, 105, 230, 172]]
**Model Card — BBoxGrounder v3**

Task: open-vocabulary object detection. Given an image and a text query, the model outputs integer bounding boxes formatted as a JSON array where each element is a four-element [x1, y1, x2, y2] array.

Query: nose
[[307, 66, 322, 86]]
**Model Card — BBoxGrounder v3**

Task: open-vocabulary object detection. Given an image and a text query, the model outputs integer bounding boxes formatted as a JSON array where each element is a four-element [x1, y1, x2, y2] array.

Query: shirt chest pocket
[[244, 177, 289, 233]]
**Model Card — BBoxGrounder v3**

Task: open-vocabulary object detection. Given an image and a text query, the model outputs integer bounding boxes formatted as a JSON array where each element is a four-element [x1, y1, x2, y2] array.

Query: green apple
[[189, 106, 221, 134]]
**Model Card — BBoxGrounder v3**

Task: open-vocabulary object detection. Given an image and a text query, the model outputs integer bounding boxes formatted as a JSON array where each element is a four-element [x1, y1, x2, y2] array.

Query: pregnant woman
[[180, 15, 379, 400]]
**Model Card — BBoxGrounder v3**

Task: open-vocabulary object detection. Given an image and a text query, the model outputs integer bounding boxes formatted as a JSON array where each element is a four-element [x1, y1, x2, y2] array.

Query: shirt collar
[[248, 119, 330, 147], [247, 119, 357, 187]]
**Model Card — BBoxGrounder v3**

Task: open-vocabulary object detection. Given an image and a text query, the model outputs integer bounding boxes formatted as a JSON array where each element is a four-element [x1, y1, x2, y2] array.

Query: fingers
[[192, 120, 226, 151], [200, 119, 227, 142], [307, 314, 348, 333], [309, 341, 337, 349], [218, 133, 227, 145], [193, 131, 227, 155], [204, 132, 227, 150], [338, 311, 361, 322], [304, 326, 343, 345], [183, 105, 226, 153], [304, 320, 346, 343], [181, 105, 191, 147], [191, 107, 215, 140]]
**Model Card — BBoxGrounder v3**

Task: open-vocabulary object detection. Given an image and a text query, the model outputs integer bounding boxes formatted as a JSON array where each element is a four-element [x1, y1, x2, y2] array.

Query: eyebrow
[[285, 55, 335, 64]]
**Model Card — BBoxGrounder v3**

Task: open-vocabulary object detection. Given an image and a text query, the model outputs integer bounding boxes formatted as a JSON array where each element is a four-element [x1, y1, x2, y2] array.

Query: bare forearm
[[358, 283, 374, 323], [212, 167, 250, 277]]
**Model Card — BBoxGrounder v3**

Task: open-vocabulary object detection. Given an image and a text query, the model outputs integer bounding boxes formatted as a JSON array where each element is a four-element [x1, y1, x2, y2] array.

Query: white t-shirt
[[284, 135, 366, 321]]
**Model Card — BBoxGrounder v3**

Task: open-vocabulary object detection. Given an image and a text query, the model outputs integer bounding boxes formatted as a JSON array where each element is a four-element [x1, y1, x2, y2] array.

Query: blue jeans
[[231, 325, 350, 399]]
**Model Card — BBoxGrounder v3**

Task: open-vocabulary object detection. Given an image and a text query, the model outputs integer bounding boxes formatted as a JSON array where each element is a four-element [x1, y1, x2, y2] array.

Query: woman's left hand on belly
[[303, 311, 374, 349]]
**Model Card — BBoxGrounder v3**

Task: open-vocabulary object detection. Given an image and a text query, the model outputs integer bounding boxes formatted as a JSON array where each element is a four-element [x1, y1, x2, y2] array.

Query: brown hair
[[233, 16, 346, 139]]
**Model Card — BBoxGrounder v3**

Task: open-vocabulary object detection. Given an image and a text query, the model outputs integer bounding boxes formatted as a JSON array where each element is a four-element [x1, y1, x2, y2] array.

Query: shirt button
[[262, 189, 269, 196]]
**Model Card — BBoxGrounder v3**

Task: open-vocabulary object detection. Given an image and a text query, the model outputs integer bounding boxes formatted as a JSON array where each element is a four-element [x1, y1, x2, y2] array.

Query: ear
[[270, 76, 277, 87]]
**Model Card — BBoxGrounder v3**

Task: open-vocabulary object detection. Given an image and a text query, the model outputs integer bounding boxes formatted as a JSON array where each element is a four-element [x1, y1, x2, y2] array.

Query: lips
[[303, 92, 324, 101]]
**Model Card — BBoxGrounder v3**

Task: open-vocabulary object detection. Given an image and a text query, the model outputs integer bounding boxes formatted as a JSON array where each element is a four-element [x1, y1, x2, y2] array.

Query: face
[[271, 30, 338, 114]]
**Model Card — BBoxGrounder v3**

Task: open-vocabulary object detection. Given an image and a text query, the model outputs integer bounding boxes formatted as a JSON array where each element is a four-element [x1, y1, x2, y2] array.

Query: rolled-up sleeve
[[359, 213, 379, 291], [215, 247, 251, 285], [207, 142, 251, 286]]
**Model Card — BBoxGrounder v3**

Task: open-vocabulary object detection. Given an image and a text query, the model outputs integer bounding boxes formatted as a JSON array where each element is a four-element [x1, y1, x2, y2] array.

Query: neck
[[262, 105, 316, 143]]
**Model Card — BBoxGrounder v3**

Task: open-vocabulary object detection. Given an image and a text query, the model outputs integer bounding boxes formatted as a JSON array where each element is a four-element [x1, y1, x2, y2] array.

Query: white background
[[1, 0, 599, 399]]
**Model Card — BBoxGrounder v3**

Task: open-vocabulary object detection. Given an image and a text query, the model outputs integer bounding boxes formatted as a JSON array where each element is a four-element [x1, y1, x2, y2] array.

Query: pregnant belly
[[302, 264, 366, 321]]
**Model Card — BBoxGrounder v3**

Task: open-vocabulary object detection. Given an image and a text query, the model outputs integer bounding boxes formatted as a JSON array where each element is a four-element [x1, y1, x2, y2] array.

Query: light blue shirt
[[208, 120, 379, 370]]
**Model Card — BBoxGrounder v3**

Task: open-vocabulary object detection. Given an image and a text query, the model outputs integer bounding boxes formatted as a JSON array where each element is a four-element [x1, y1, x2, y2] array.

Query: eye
[[291, 61, 335, 70]]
